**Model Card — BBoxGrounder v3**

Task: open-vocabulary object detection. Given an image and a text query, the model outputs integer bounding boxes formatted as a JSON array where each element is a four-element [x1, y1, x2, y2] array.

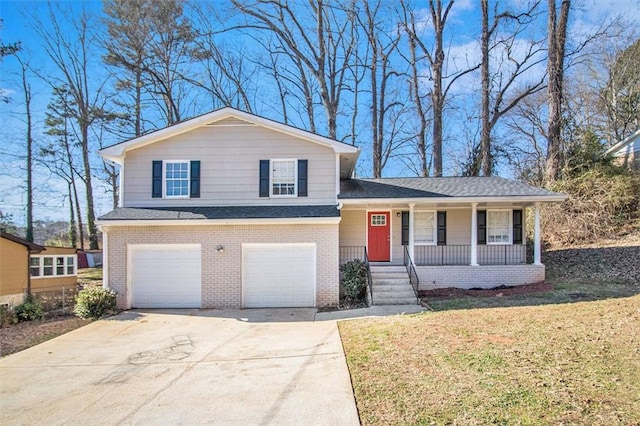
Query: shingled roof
[[98, 205, 340, 221], [339, 177, 562, 199]]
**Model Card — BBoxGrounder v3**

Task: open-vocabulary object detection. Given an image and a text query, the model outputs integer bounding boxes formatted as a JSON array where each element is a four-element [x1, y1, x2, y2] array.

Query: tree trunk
[[20, 60, 34, 243], [545, 0, 570, 184], [480, 0, 491, 176]]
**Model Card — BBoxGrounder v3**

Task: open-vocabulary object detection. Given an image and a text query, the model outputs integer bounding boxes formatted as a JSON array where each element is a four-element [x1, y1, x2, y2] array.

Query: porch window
[[165, 161, 190, 197], [271, 159, 297, 196], [414, 211, 436, 244], [487, 210, 511, 244]]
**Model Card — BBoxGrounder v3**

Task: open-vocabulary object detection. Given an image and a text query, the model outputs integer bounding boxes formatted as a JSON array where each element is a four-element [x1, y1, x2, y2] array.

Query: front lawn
[[340, 295, 640, 424]]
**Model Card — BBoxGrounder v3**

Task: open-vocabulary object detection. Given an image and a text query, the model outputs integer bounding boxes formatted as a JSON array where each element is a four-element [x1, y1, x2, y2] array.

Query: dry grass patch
[[340, 295, 640, 425]]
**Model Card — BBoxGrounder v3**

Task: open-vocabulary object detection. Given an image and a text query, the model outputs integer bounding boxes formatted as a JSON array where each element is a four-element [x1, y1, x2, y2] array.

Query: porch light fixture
[[216, 245, 224, 253]]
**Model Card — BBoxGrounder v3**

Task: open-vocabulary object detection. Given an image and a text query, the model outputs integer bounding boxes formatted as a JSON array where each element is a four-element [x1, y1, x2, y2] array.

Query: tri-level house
[[98, 107, 565, 310]]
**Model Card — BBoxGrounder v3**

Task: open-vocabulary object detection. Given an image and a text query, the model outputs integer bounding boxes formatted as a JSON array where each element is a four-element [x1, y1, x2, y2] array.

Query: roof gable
[[100, 107, 360, 163]]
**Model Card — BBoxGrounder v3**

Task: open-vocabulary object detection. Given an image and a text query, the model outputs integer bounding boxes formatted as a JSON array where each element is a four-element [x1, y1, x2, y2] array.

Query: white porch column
[[470, 202, 479, 266], [408, 203, 415, 260], [534, 202, 542, 265]]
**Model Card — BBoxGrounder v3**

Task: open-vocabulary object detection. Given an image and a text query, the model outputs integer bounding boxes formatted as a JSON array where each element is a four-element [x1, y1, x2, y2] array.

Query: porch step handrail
[[403, 246, 420, 305], [363, 247, 373, 306]]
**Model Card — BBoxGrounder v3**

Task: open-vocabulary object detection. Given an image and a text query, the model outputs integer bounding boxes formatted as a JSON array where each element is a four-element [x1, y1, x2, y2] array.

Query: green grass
[[340, 295, 640, 425], [78, 267, 102, 286]]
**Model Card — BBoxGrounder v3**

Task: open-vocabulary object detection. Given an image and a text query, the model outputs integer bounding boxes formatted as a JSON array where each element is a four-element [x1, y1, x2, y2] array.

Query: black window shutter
[[477, 210, 487, 245], [152, 160, 162, 198], [513, 209, 523, 244], [259, 160, 269, 197], [298, 159, 308, 197], [401, 211, 409, 245], [190, 161, 200, 198], [437, 211, 447, 246]]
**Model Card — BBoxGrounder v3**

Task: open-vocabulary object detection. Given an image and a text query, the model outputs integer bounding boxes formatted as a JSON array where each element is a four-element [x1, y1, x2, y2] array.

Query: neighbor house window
[[487, 210, 511, 244], [165, 161, 189, 197], [30, 257, 40, 277], [271, 159, 297, 196], [43, 257, 54, 276], [30, 255, 77, 278], [414, 211, 436, 245]]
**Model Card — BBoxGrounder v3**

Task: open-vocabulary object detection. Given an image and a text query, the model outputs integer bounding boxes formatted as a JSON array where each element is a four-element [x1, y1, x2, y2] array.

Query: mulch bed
[[0, 316, 91, 357], [419, 281, 554, 300]]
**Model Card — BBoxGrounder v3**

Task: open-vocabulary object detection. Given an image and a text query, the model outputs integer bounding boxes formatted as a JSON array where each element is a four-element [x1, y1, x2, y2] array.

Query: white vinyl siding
[[122, 120, 336, 207], [487, 210, 511, 244], [414, 211, 436, 245]]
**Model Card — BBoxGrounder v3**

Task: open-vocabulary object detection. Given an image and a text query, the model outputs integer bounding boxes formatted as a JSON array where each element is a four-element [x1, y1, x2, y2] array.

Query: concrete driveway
[[0, 309, 360, 425]]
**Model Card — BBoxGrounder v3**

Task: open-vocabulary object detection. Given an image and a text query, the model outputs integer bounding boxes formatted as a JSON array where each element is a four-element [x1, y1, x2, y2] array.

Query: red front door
[[368, 212, 390, 261]]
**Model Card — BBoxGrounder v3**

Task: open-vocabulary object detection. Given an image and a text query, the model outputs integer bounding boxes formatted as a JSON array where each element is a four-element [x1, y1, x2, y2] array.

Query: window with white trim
[[370, 214, 387, 226], [271, 159, 297, 196], [414, 211, 436, 244], [30, 255, 77, 278], [30, 257, 40, 277], [487, 210, 511, 244], [165, 161, 189, 197]]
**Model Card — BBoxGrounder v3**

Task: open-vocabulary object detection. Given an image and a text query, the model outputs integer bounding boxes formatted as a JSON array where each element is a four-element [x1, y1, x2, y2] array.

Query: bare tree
[[545, 0, 570, 183], [401, 0, 479, 176], [14, 55, 35, 243], [32, 4, 112, 249], [357, 1, 403, 177], [478, 0, 545, 176], [231, 0, 356, 140]]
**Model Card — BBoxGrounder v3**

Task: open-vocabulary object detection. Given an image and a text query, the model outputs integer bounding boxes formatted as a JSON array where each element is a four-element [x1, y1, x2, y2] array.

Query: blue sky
[[1, 0, 638, 227]]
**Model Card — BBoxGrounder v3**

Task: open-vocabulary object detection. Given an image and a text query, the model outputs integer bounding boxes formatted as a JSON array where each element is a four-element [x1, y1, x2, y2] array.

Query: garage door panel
[[243, 244, 316, 308], [130, 245, 201, 309]]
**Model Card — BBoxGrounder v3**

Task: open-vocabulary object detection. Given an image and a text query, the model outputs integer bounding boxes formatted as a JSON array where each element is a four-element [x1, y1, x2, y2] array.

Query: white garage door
[[243, 243, 316, 308], [129, 244, 201, 308]]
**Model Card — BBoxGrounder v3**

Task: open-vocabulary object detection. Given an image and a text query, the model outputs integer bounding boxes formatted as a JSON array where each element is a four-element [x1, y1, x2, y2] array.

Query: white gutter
[[96, 217, 342, 227]]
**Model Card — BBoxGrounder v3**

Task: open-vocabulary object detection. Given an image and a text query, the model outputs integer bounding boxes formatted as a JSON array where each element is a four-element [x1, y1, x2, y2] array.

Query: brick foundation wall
[[104, 224, 339, 309], [417, 264, 545, 290]]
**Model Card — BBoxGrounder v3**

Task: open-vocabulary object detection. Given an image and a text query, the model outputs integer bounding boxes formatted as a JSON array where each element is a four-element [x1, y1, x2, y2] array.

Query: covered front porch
[[339, 201, 546, 290]]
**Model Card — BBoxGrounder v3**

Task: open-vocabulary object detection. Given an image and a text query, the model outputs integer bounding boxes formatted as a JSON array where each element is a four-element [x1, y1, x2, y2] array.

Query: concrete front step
[[373, 296, 418, 305], [372, 278, 411, 286], [371, 272, 410, 279], [373, 283, 414, 292], [370, 266, 407, 273]]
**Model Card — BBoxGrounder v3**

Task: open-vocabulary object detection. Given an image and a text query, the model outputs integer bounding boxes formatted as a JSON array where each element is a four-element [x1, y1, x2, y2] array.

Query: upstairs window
[[271, 159, 297, 196], [165, 161, 190, 198]]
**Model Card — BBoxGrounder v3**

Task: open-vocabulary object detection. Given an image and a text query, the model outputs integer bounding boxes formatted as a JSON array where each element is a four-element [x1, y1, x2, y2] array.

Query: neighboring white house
[[606, 129, 640, 171], [97, 107, 565, 310]]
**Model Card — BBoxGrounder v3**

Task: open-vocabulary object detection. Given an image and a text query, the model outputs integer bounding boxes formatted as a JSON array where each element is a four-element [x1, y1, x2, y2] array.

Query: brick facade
[[416, 264, 545, 290], [104, 223, 339, 309]]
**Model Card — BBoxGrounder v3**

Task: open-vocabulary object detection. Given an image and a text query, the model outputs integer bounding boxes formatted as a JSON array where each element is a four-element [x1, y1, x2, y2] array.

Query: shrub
[[340, 259, 368, 301], [0, 305, 18, 327], [14, 295, 44, 322], [541, 166, 640, 246], [74, 286, 117, 319]]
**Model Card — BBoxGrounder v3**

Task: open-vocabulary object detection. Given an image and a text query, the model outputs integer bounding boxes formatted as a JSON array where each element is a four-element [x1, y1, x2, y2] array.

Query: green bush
[[340, 259, 368, 301], [0, 305, 18, 327], [74, 287, 117, 319], [14, 295, 44, 322]]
